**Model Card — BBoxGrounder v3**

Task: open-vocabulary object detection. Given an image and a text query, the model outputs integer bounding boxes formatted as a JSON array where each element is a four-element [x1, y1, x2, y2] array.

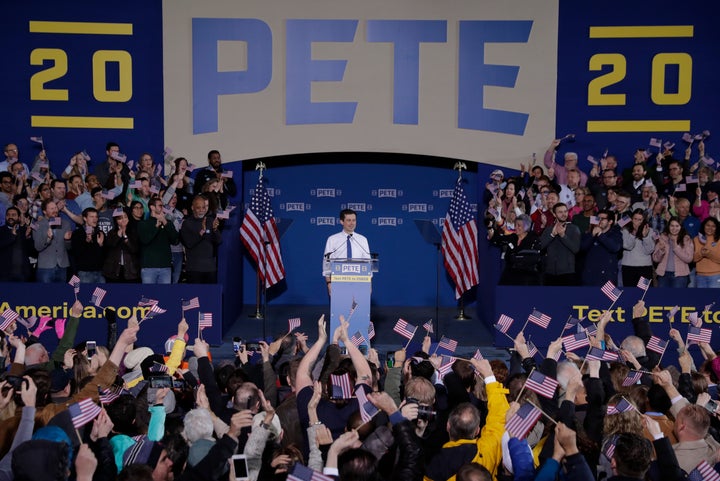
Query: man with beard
[[0, 207, 34, 281]]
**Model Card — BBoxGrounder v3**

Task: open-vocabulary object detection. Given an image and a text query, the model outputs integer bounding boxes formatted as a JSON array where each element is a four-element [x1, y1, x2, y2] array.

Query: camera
[[406, 397, 436, 421]]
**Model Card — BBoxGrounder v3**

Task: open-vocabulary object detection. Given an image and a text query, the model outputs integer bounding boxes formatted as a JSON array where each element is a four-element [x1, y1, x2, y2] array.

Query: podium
[[328, 258, 378, 349]]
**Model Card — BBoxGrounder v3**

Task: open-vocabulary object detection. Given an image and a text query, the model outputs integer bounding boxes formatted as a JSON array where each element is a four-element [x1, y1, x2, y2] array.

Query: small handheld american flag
[[505, 403, 542, 440], [68, 275, 80, 294], [330, 373, 353, 400], [393, 319, 416, 340], [600, 281, 622, 302], [423, 320, 434, 334], [182, 297, 200, 311], [288, 317, 301, 332], [437, 336, 458, 353], [89, 287, 107, 307], [350, 331, 366, 347], [495, 314, 514, 334], [68, 398, 102, 428], [198, 312, 213, 329], [368, 322, 375, 340], [527, 310, 551, 329], [524, 370, 558, 399], [0, 309, 20, 332]]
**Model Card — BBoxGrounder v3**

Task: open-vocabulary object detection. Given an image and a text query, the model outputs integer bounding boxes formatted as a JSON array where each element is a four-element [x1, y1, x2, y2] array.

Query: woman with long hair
[[620, 209, 654, 287], [653, 217, 694, 287], [693, 217, 720, 288]]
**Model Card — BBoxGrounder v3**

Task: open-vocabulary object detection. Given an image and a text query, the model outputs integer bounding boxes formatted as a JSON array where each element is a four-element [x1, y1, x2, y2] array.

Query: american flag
[[49, 217, 62, 226], [526, 341, 539, 358], [495, 314, 514, 333], [438, 336, 458, 353], [368, 322, 375, 339], [89, 287, 107, 307], [393, 319, 416, 340], [581, 322, 598, 337], [198, 312, 213, 329], [437, 355, 456, 377], [687, 326, 712, 344], [68, 398, 102, 428], [349, 298, 358, 317], [182, 297, 200, 311], [288, 317, 301, 332], [524, 370, 559, 399], [687, 460, 720, 481], [622, 370, 644, 387], [667, 305, 680, 319], [287, 463, 334, 481], [607, 397, 635, 415], [30, 136, 43, 144], [528, 310, 551, 329], [240, 179, 285, 288], [350, 331, 366, 347], [688, 312, 702, 328], [330, 373, 353, 399], [68, 275, 80, 294], [142, 304, 167, 321], [472, 349, 484, 361], [98, 385, 125, 405], [423, 320, 434, 334], [564, 317, 581, 330], [138, 296, 159, 307], [586, 347, 620, 362], [601, 281, 622, 302], [0, 309, 20, 331], [603, 435, 618, 460], [637, 276, 651, 291], [646, 336, 668, 355], [563, 332, 589, 352], [505, 403, 542, 440], [150, 362, 169, 373], [441, 179, 479, 299], [355, 385, 379, 423]]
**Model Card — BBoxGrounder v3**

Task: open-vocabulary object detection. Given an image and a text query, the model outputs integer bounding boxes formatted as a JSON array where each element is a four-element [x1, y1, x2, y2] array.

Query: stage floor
[[213, 304, 510, 363]]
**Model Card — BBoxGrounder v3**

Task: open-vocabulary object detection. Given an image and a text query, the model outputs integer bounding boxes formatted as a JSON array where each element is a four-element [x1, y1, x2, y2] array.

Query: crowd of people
[[0, 142, 237, 284], [484, 136, 719, 288], [0, 297, 718, 481]]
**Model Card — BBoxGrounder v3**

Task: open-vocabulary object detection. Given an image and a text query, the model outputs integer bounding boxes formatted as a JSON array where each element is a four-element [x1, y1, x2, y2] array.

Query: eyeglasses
[[4, 149, 17, 153]]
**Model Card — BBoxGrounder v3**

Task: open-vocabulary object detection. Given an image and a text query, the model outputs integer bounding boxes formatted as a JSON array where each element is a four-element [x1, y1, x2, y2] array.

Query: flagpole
[[558, 315, 572, 338], [520, 309, 533, 334], [197, 314, 202, 341], [515, 368, 534, 403], [527, 400, 557, 425], [404, 327, 418, 351]]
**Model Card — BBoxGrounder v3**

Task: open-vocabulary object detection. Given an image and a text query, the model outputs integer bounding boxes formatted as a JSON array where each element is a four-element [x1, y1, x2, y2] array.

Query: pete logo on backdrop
[[314, 217, 336, 226], [283, 202, 307, 212], [373, 189, 402, 198], [405, 203, 432, 213], [345, 202, 368, 212], [374, 217, 400, 226], [436, 189, 455, 198], [313, 188, 339, 197]]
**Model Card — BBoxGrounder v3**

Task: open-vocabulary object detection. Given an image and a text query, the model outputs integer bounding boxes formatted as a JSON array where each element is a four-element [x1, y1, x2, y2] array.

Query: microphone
[[349, 233, 371, 256], [324, 239, 346, 259]]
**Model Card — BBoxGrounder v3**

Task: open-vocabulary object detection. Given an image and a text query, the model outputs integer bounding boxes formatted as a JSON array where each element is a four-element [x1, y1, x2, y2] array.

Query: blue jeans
[[37, 267, 67, 283], [141, 267, 171, 284], [171, 251, 184, 284], [695, 274, 720, 288], [78, 271, 105, 284], [657, 272, 688, 288]]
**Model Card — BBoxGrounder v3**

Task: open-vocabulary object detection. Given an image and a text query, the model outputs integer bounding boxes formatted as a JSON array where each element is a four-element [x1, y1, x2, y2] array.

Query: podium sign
[[329, 259, 375, 348]]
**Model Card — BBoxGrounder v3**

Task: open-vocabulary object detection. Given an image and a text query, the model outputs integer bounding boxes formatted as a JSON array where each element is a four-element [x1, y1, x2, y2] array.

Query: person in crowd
[[70, 207, 106, 283], [653, 217, 694, 288], [580, 208, 622, 286], [33, 199, 72, 283], [0, 206, 34, 281], [539, 202, 581, 286], [194, 149, 237, 200], [138, 197, 179, 284], [489, 214, 542, 285], [180, 195, 222, 284], [103, 207, 140, 283], [620, 209, 655, 287], [693, 217, 720, 288], [543, 138, 588, 186]]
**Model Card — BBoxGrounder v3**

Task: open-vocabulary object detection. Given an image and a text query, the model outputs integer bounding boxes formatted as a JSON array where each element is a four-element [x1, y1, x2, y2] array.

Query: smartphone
[[172, 379, 186, 389], [245, 342, 260, 352], [231, 454, 249, 481], [386, 352, 395, 368], [86, 341, 97, 359], [149, 375, 173, 389], [233, 337, 242, 353], [705, 400, 718, 414]]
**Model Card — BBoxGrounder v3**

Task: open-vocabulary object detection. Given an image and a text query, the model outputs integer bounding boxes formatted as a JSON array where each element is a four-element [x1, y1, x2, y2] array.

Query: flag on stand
[[89, 287, 107, 307], [495, 314, 514, 333], [0, 309, 20, 331], [563, 332, 590, 352], [330, 373, 353, 399], [637, 277, 651, 291], [622, 371, 644, 387], [586, 347, 620, 362], [182, 297, 200, 311], [527, 310, 551, 329], [288, 317, 301, 332], [607, 398, 635, 415], [355, 386, 379, 423], [646, 336, 668, 355], [198, 312, 213, 329], [687, 326, 712, 343], [350, 331, 366, 347], [368, 322, 375, 339], [687, 460, 720, 481], [287, 463, 334, 481], [505, 403, 543, 440], [524, 370, 559, 399], [441, 179, 479, 299], [240, 178, 286, 288], [68, 275, 80, 294], [393, 319, 416, 340], [423, 320, 434, 334], [601, 281, 622, 302], [438, 336, 458, 353], [68, 398, 102, 428]]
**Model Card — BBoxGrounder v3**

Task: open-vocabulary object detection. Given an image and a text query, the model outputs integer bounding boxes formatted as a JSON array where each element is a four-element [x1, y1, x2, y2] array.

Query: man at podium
[[323, 209, 371, 294]]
